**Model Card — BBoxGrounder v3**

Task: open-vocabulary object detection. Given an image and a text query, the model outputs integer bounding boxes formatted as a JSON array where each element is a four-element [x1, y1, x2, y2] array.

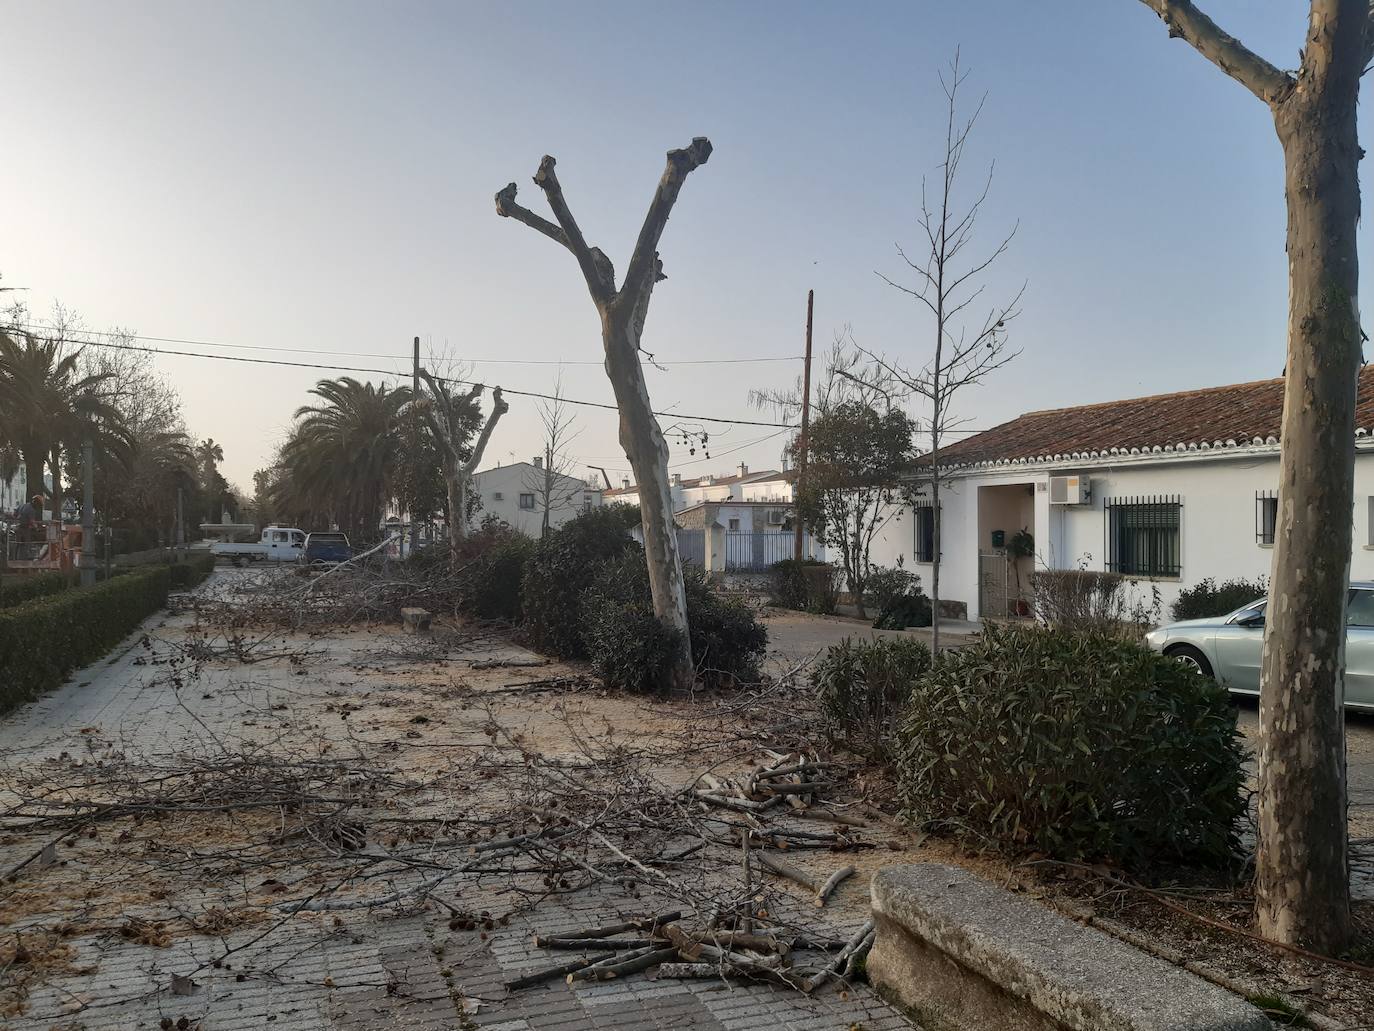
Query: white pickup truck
[[211, 526, 307, 567]]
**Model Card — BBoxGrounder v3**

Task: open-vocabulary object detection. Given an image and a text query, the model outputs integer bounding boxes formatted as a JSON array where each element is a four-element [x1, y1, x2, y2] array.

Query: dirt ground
[[2, 572, 1372, 1029]]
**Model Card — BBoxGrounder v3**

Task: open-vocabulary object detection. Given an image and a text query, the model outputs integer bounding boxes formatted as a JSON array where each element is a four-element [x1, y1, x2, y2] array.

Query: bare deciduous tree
[[873, 53, 1023, 654], [416, 370, 507, 568], [1135, 0, 1370, 953], [522, 379, 584, 538], [495, 140, 713, 694]]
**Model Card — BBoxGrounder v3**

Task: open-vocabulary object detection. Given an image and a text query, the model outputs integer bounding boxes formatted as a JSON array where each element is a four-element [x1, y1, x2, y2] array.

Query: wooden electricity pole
[[411, 335, 420, 556], [793, 289, 814, 561]]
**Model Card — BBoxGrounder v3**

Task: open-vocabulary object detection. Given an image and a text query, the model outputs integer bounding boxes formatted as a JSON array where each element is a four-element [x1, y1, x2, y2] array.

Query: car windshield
[[1227, 599, 1266, 622]]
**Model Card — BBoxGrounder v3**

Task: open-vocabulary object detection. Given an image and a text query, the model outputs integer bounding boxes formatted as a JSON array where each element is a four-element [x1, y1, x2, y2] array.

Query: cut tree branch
[[1137, 0, 1295, 105], [621, 138, 713, 306]]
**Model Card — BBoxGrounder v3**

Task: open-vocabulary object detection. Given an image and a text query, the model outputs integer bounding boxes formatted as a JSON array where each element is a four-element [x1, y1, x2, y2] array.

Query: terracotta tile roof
[[937, 365, 1374, 469]]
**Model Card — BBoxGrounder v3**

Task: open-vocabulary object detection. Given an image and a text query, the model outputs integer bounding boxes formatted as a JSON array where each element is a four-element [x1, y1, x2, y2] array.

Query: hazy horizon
[[3, 1, 1365, 492]]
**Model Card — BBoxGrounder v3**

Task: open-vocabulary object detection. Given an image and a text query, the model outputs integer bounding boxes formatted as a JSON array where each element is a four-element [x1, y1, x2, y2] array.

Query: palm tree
[[278, 377, 412, 542], [0, 329, 133, 518], [195, 438, 228, 522]]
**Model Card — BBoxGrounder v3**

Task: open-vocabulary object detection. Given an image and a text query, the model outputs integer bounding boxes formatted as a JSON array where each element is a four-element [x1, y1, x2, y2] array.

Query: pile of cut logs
[[506, 910, 877, 994]]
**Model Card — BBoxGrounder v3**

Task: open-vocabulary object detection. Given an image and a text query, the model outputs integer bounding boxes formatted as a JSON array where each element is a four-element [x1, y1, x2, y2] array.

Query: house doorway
[[976, 482, 1036, 619]]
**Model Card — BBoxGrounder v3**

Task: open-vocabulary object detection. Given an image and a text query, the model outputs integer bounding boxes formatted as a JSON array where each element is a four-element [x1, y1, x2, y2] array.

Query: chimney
[[737, 463, 748, 479], [703, 474, 714, 486], [670, 473, 681, 486], [533, 455, 543, 469], [622, 477, 630, 490]]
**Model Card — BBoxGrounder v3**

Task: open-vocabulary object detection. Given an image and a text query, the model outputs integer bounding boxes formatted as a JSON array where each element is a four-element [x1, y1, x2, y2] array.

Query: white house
[[602, 464, 796, 511], [471, 459, 602, 537], [869, 366, 1374, 620]]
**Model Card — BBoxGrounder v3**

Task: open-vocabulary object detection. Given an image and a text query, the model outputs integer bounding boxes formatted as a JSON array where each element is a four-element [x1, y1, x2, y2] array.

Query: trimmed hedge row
[[0, 571, 71, 609], [0, 566, 172, 714], [170, 553, 218, 590]]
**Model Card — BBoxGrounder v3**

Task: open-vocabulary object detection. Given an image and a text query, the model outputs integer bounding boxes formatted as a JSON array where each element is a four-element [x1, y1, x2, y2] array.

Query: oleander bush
[[520, 508, 636, 658], [812, 636, 932, 760], [0, 565, 172, 714], [1170, 576, 1268, 622], [768, 558, 841, 615], [581, 550, 768, 693], [894, 624, 1248, 867]]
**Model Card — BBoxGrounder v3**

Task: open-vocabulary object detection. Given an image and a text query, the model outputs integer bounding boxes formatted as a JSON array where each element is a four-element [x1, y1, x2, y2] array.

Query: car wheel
[[1166, 644, 1213, 678]]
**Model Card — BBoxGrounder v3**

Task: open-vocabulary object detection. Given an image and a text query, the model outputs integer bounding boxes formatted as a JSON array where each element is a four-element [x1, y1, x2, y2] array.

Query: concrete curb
[[867, 863, 1272, 1031]]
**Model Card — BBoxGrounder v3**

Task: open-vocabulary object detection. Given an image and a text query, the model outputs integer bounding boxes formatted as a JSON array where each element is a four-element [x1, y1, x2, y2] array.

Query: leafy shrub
[[865, 562, 921, 613], [873, 593, 933, 629], [1171, 576, 1268, 622], [769, 559, 840, 615], [895, 624, 1248, 867], [170, 553, 217, 590], [580, 550, 768, 693], [521, 508, 636, 658], [0, 571, 71, 609], [1029, 568, 1159, 635], [813, 637, 931, 760], [0, 566, 171, 714], [452, 520, 535, 622]]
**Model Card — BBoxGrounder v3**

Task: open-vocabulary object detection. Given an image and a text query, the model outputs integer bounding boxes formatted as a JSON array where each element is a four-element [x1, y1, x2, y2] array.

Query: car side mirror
[[1236, 614, 1265, 628]]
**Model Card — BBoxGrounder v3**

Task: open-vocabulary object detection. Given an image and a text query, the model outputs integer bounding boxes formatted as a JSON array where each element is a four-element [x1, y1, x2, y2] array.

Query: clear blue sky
[[0, 1, 1362, 490]]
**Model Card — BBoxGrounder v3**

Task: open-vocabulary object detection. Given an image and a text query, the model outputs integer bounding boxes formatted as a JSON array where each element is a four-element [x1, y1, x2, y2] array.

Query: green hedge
[[895, 624, 1248, 867], [0, 566, 172, 714], [170, 553, 217, 590], [0, 571, 72, 609]]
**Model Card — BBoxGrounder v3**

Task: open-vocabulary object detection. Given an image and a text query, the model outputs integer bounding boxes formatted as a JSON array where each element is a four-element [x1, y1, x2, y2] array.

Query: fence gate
[[978, 550, 1010, 620], [677, 528, 705, 568]]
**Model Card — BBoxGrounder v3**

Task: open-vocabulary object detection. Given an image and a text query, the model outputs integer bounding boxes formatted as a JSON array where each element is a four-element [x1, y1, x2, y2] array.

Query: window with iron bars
[[913, 501, 938, 563], [1105, 495, 1181, 578], [1256, 490, 1277, 545]]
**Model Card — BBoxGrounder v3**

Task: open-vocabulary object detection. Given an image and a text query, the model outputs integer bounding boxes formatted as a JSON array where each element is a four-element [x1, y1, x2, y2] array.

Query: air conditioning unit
[[1049, 475, 1091, 505]]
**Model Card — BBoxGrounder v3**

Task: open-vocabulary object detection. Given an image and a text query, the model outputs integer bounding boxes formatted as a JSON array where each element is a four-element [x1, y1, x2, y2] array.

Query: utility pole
[[793, 289, 814, 561], [411, 335, 420, 557], [80, 439, 95, 587]]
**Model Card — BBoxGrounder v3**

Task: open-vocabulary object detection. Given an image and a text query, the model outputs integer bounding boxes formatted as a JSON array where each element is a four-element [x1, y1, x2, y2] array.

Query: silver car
[[1144, 581, 1374, 711]]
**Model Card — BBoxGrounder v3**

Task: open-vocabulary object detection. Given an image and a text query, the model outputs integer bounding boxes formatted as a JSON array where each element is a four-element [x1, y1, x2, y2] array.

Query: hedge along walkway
[[0, 554, 216, 714]]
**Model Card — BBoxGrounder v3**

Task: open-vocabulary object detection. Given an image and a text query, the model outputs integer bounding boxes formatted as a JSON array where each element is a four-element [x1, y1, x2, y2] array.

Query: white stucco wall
[[471, 463, 601, 537], [868, 444, 1374, 619]]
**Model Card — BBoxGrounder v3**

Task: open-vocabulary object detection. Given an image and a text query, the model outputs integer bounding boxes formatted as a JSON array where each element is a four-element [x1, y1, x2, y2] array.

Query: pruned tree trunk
[[417, 373, 507, 570], [1137, 0, 1371, 952], [495, 140, 713, 695]]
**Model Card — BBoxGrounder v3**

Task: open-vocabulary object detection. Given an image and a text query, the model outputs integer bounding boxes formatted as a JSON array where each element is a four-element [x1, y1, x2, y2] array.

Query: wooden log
[[654, 962, 722, 979], [815, 865, 857, 906], [538, 937, 655, 950], [754, 851, 821, 893], [691, 790, 782, 814], [791, 808, 868, 829], [566, 945, 678, 983], [804, 919, 874, 994], [504, 951, 618, 990], [533, 909, 681, 945]]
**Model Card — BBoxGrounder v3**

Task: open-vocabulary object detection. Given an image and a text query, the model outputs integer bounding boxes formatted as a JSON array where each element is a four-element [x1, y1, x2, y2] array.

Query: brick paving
[[0, 572, 918, 1030]]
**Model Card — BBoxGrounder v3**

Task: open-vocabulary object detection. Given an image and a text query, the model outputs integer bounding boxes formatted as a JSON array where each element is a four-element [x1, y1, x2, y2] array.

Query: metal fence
[[677, 528, 705, 567], [725, 531, 801, 572]]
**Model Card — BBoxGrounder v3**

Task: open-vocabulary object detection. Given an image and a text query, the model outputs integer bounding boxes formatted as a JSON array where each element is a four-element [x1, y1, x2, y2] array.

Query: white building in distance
[[471, 459, 602, 537]]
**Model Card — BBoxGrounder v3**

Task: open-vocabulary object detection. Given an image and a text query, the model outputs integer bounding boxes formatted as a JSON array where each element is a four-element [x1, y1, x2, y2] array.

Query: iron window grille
[[913, 501, 938, 563], [1256, 490, 1277, 545], [1105, 495, 1182, 578]]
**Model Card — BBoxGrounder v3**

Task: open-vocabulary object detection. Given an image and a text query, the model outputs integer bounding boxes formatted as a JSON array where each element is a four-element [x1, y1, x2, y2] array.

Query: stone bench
[[400, 607, 432, 634], [867, 864, 1270, 1031]]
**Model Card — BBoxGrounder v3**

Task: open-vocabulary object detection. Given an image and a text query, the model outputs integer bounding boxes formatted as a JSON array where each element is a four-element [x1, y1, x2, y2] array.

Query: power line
[[8, 323, 802, 367], [42, 331, 798, 429]]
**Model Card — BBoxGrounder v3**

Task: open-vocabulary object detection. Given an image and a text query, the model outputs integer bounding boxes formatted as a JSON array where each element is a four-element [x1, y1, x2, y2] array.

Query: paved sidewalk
[[0, 573, 918, 1030]]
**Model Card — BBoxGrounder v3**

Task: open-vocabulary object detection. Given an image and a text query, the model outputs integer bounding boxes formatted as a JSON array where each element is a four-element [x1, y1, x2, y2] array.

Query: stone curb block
[[867, 863, 1272, 1031]]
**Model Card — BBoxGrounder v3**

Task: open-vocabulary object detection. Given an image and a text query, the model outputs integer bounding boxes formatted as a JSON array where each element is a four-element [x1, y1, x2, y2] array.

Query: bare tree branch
[[620, 138, 713, 307], [1137, 0, 1295, 104]]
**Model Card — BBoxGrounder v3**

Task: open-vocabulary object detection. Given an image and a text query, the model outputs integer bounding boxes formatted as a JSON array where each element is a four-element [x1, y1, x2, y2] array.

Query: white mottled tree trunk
[[1138, 0, 1371, 952], [1257, 31, 1362, 950]]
